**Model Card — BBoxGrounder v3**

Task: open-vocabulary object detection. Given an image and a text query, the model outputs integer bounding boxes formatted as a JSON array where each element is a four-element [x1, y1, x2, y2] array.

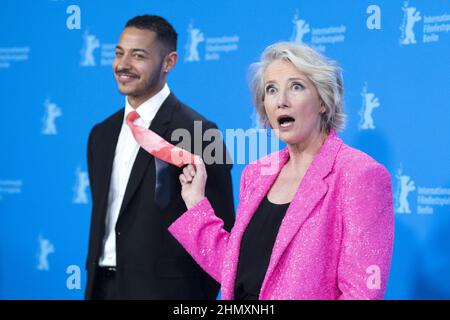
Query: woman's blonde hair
[[249, 41, 346, 132]]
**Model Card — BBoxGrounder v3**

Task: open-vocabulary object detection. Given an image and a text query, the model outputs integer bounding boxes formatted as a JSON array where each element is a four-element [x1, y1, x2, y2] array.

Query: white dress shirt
[[99, 84, 171, 267]]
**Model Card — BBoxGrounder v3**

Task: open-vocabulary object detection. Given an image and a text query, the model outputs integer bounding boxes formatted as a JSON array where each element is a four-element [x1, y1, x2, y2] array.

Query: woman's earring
[[320, 105, 326, 114]]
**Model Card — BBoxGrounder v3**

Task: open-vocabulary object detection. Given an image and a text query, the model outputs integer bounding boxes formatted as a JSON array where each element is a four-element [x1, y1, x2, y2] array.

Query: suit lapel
[[118, 94, 177, 218], [221, 148, 289, 299], [258, 131, 343, 298], [96, 110, 123, 226], [237, 149, 291, 234]]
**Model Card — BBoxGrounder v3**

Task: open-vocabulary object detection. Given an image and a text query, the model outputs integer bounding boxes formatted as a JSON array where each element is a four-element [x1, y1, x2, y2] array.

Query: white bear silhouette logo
[[395, 169, 416, 214], [37, 235, 55, 271], [359, 84, 380, 130], [42, 99, 62, 135], [290, 11, 310, 43], [73, 167, 89, 204], [185, 23, 204, 62], [400, 2, 421, 45], [80, 30, 100, 66]]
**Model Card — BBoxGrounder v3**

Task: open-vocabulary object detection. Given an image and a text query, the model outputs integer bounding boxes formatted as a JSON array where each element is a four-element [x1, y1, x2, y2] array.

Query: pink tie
[[126, 111, 196, 167]]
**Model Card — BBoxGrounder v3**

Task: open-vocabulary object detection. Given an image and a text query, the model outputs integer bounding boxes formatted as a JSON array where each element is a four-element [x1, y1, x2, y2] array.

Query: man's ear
[[163, 51, 178, 73]]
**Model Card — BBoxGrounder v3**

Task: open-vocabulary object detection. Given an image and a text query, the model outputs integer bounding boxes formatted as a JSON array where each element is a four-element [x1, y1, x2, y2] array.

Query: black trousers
[[92, 267, 118, 300]]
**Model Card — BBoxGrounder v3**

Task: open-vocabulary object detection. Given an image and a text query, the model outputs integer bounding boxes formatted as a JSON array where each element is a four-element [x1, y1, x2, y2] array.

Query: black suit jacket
[[85, 93, 235, 299]]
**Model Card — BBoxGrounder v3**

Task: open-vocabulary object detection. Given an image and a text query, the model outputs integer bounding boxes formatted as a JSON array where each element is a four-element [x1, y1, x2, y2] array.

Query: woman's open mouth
[[277, 115, 295, 128]]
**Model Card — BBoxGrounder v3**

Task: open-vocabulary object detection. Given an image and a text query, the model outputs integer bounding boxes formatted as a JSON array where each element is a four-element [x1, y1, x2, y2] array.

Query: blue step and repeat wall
[[1, 0, 449, 299]]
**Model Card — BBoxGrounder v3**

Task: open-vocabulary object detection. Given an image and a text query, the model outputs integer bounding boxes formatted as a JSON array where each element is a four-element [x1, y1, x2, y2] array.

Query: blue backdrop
[[1, 0, 449, 299]]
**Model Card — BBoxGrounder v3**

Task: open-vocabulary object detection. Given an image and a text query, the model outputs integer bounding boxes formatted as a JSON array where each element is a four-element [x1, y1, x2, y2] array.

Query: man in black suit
[[85, 15, 235, 299]]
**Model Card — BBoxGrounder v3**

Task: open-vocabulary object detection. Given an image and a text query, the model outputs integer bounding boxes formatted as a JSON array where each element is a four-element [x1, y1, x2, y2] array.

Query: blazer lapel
[[96, 110, 123, 226], [118, 94, 177, 218], [222, 148, 290, 299], [259, 130, 343, 298]]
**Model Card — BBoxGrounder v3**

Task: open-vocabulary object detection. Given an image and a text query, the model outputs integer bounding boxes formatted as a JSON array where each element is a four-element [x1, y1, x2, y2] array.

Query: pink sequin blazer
[[169, 131, 394, 299]]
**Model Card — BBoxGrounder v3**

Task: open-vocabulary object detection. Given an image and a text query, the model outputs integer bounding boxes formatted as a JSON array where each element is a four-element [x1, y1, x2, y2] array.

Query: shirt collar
[[124, 83, 171, 126]]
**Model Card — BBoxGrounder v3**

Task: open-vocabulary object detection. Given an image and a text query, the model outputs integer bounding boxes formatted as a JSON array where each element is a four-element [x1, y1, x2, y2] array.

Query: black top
[[234, 195, 290, 300]]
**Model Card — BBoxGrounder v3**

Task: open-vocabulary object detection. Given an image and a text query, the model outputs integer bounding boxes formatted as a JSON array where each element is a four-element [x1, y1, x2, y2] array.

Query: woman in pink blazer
[[169, 42, 394, 300]]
